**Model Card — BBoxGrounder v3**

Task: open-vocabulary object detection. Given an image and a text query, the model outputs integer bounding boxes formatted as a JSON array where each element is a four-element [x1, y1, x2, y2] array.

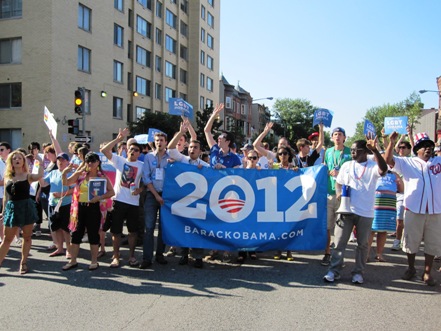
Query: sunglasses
[[248, 156, 258, 160], [278, 151, 288, 156], [350, 148, 365, 152]]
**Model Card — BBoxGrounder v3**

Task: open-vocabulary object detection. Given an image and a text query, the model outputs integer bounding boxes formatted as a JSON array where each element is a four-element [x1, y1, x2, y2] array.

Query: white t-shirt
[[337, 159, 382, 218], [168, 149, 210, 167], [393, 155, 441, 214], [110, 154, 144, 206]]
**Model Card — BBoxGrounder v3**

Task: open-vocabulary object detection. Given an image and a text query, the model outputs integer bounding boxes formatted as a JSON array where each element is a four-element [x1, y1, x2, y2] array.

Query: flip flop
[[375, 256, 387, 262], [128, 258, 140, 268], [49, 251, 65, 257], [89, 263, 99, 271], [19, 263, 28, 275], [62, 262, 78, 271], [97, 251, 106, 258], [110, 258, 119, 268]]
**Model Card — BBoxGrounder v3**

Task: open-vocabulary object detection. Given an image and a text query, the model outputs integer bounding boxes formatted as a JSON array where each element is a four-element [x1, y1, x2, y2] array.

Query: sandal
[[97, 251, 106, 258], [110, 257, 119, 268], [375, 256, 387, 262], [222, 253, 232, 263], [128, 258, 140, 268], [422, 274, 436, 286], [62, 262, 78, 271], [19, 263, 28, 275], [89, 263, 99, 271]]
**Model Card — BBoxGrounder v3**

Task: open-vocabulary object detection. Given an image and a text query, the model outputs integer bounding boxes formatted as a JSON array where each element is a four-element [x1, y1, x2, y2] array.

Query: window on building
[[200, 50, 205, 65], [0, 82, 21, 108], [201, 5, 205, 20], [127, 72, 132, 90], [207, 12, 214, 27], [225, 96, 232, 109], [137, 0, 151, 10], [136, 106, 150, 119], [207, 55, 213, 70], [114, 0, 124, 11], [155, 55, 162, 72], [200, 73, 205, 87], [113, 60, 123, 83], [201, 28, 205, 43], [77, 46, 91, 72], [0, 37, 21, 64], [165, 35, 176, 53], [156, 0, 162, 17], [180, 0, 188, 13], [207, 77, 213, 91], [180, 44, 187, 60], [207, 34, 213, 49], [179, 92, 187, 100], [155, 28, 162, 45], [155, 83, 162, 99], [136, 46, 151, 67], [180, 69, 187, 84], [207, 99, 213, 107], [165, 9, 177, 29], [170, 0, 176, 3], [165, 87, 175, 102], [180, 20, 188, 37], [128, 40, 132, 58], [128, 9, 133, 27], [0, 0, 22, 19], [241, 104, 246, 115], [165, 61, 176, 79], [114, 24, 124, 47], [200, 96, 205, 109], [113, 97, 123, 119], [78, 4, 91, 32], [136, 76, 150, 96], [136, 15, 151, 38], [208, 0, 214, 7]]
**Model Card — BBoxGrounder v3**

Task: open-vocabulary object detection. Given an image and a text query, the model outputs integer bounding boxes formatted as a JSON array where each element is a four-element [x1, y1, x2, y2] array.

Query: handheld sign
[[384, 116, 408, 135], [168, 98, 194, 119], [134, 134, 149, 144], [313, 108, 333, 128], [43, 106, 58, 139], [147, 128, 166, 143], [363, 119, 376, 139]]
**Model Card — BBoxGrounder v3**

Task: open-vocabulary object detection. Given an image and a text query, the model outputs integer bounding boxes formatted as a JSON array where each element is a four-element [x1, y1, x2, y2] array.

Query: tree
[[195, 104, 223, 151], [348, 92, 423, 145], [271, 98, 317, 144], [128, 111, 182, 140]]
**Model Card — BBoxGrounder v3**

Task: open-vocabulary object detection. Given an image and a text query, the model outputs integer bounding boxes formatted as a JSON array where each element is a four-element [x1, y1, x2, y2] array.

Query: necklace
[[332, 147, 344, 170], [353, 161, 368, 180]]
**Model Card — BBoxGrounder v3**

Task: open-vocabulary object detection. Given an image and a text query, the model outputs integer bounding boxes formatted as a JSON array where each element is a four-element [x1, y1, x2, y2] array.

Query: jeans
[[142, 191, 165, 262], [329, 213, 373, 276]]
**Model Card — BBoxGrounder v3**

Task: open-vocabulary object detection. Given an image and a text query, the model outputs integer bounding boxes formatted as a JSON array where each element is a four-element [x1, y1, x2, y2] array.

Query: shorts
[[396, 200, 404, 220], [110, 200, 139, 235], [327, 194, 340, 230], [48, 203, 70, 232], [402, 210, 441, 256]]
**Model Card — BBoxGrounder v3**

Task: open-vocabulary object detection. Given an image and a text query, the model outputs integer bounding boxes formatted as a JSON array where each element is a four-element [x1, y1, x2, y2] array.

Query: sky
[[220, 0, 441, 137]]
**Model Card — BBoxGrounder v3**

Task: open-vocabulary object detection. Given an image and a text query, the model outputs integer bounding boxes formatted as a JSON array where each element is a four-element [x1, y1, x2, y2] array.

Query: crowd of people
[[1, 103, 441, 286]]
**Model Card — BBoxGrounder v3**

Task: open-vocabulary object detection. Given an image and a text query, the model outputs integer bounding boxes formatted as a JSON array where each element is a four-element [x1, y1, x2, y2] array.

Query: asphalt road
[[1, 227, 440, 331]]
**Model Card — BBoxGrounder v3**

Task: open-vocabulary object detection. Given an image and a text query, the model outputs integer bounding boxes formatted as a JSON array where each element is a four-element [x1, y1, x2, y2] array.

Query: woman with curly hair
[[0, 150, 43, 274]]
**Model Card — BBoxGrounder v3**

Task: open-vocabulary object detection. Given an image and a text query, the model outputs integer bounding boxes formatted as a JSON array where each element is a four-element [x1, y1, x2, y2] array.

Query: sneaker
[[349, 232, 356, 243], [323, 271, 340, 282], [321, 254, 331, 266], [33, 224, 41, 236], [391, 239, 401, 251], [352, 274, 364, 284], [139, 260, 152, 269]]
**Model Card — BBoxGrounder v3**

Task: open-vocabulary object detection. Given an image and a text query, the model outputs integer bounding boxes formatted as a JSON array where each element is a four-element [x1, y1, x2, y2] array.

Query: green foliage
[[195, 105, 223, 151], [347, 92, 423, 146], [128, 111, 181, 140]]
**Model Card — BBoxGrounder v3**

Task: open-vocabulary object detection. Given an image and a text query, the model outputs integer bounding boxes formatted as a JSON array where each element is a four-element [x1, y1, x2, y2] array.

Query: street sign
[[75, 136, 92, 143]]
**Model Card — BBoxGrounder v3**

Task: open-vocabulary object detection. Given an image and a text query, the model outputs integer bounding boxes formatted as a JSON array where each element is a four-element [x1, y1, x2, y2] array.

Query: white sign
[[43, 106, 58, 139]]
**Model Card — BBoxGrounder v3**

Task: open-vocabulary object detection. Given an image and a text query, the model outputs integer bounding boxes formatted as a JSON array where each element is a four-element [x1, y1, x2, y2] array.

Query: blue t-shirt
[[43, 170, 73, 206], [209, 144, 241, 168], [376, 171, 397, 192]]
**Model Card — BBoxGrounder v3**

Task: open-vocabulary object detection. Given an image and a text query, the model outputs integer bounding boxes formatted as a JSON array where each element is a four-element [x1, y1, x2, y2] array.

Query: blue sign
[[363, 119, 376, 138], [313, 108, 333, 128], [147, 128, 166, 142], [161, 163, 327, 251], [168, 98, 194, 119], [384, 116, 408, 135]]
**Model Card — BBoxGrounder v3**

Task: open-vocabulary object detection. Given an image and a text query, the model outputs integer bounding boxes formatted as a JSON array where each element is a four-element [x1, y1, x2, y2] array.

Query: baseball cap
[[413, 132, 435, 154], [56, 152, 70, 162], [308, 132, 319, 141], [241, 143, 253, 151], [332, 127, 346, 136]]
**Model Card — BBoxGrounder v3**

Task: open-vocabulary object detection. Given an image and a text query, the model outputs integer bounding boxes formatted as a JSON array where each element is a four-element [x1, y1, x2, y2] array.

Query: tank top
[[5, 179, 31, 201]]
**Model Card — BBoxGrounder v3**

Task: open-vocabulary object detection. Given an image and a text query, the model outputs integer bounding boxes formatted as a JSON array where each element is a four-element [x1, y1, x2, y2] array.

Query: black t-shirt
[[297, 149, 320, 168]]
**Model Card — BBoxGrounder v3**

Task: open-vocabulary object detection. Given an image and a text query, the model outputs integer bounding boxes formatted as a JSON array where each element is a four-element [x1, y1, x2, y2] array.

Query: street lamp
[[253, 97, 273, 102], [419, 90, 441, 94], [419, 89, 441, 141]]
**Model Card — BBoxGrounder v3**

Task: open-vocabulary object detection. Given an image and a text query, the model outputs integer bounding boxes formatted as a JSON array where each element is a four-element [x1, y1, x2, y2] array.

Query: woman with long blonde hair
[[0, 150, 43, 274]]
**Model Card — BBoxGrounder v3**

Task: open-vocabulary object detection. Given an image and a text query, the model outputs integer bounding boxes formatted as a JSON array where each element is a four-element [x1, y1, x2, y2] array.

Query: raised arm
[[314, 123, 324, 153], [183, 116, 197, 141], [204, 103, 224, 149], [100, 127, 130, 159], [28, 155, 44, 182], [384, 131, 398, 168], [49, 129, 62, 155], [168, 121, 188, 150], [253, 122, 273, 157], [366, 136, 387, 176]]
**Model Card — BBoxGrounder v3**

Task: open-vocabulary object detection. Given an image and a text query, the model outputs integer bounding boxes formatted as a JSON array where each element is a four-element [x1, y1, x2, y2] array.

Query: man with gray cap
[[385, 132, 441, 286]]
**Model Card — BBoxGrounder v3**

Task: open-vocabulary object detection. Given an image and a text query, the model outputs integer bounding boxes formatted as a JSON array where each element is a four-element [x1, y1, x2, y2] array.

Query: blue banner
[[384, 116, 408, 134], [147, 128, 166, 142], [313, 108, 333, 128], [161, 163, 327, 251], [363, 119, 376, 138], [168, 98, 194, 119]]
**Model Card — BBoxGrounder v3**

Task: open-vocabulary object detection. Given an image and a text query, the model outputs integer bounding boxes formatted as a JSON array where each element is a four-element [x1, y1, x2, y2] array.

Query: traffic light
[[74, 88, 84, 115], [68, 119, 79, 135]]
